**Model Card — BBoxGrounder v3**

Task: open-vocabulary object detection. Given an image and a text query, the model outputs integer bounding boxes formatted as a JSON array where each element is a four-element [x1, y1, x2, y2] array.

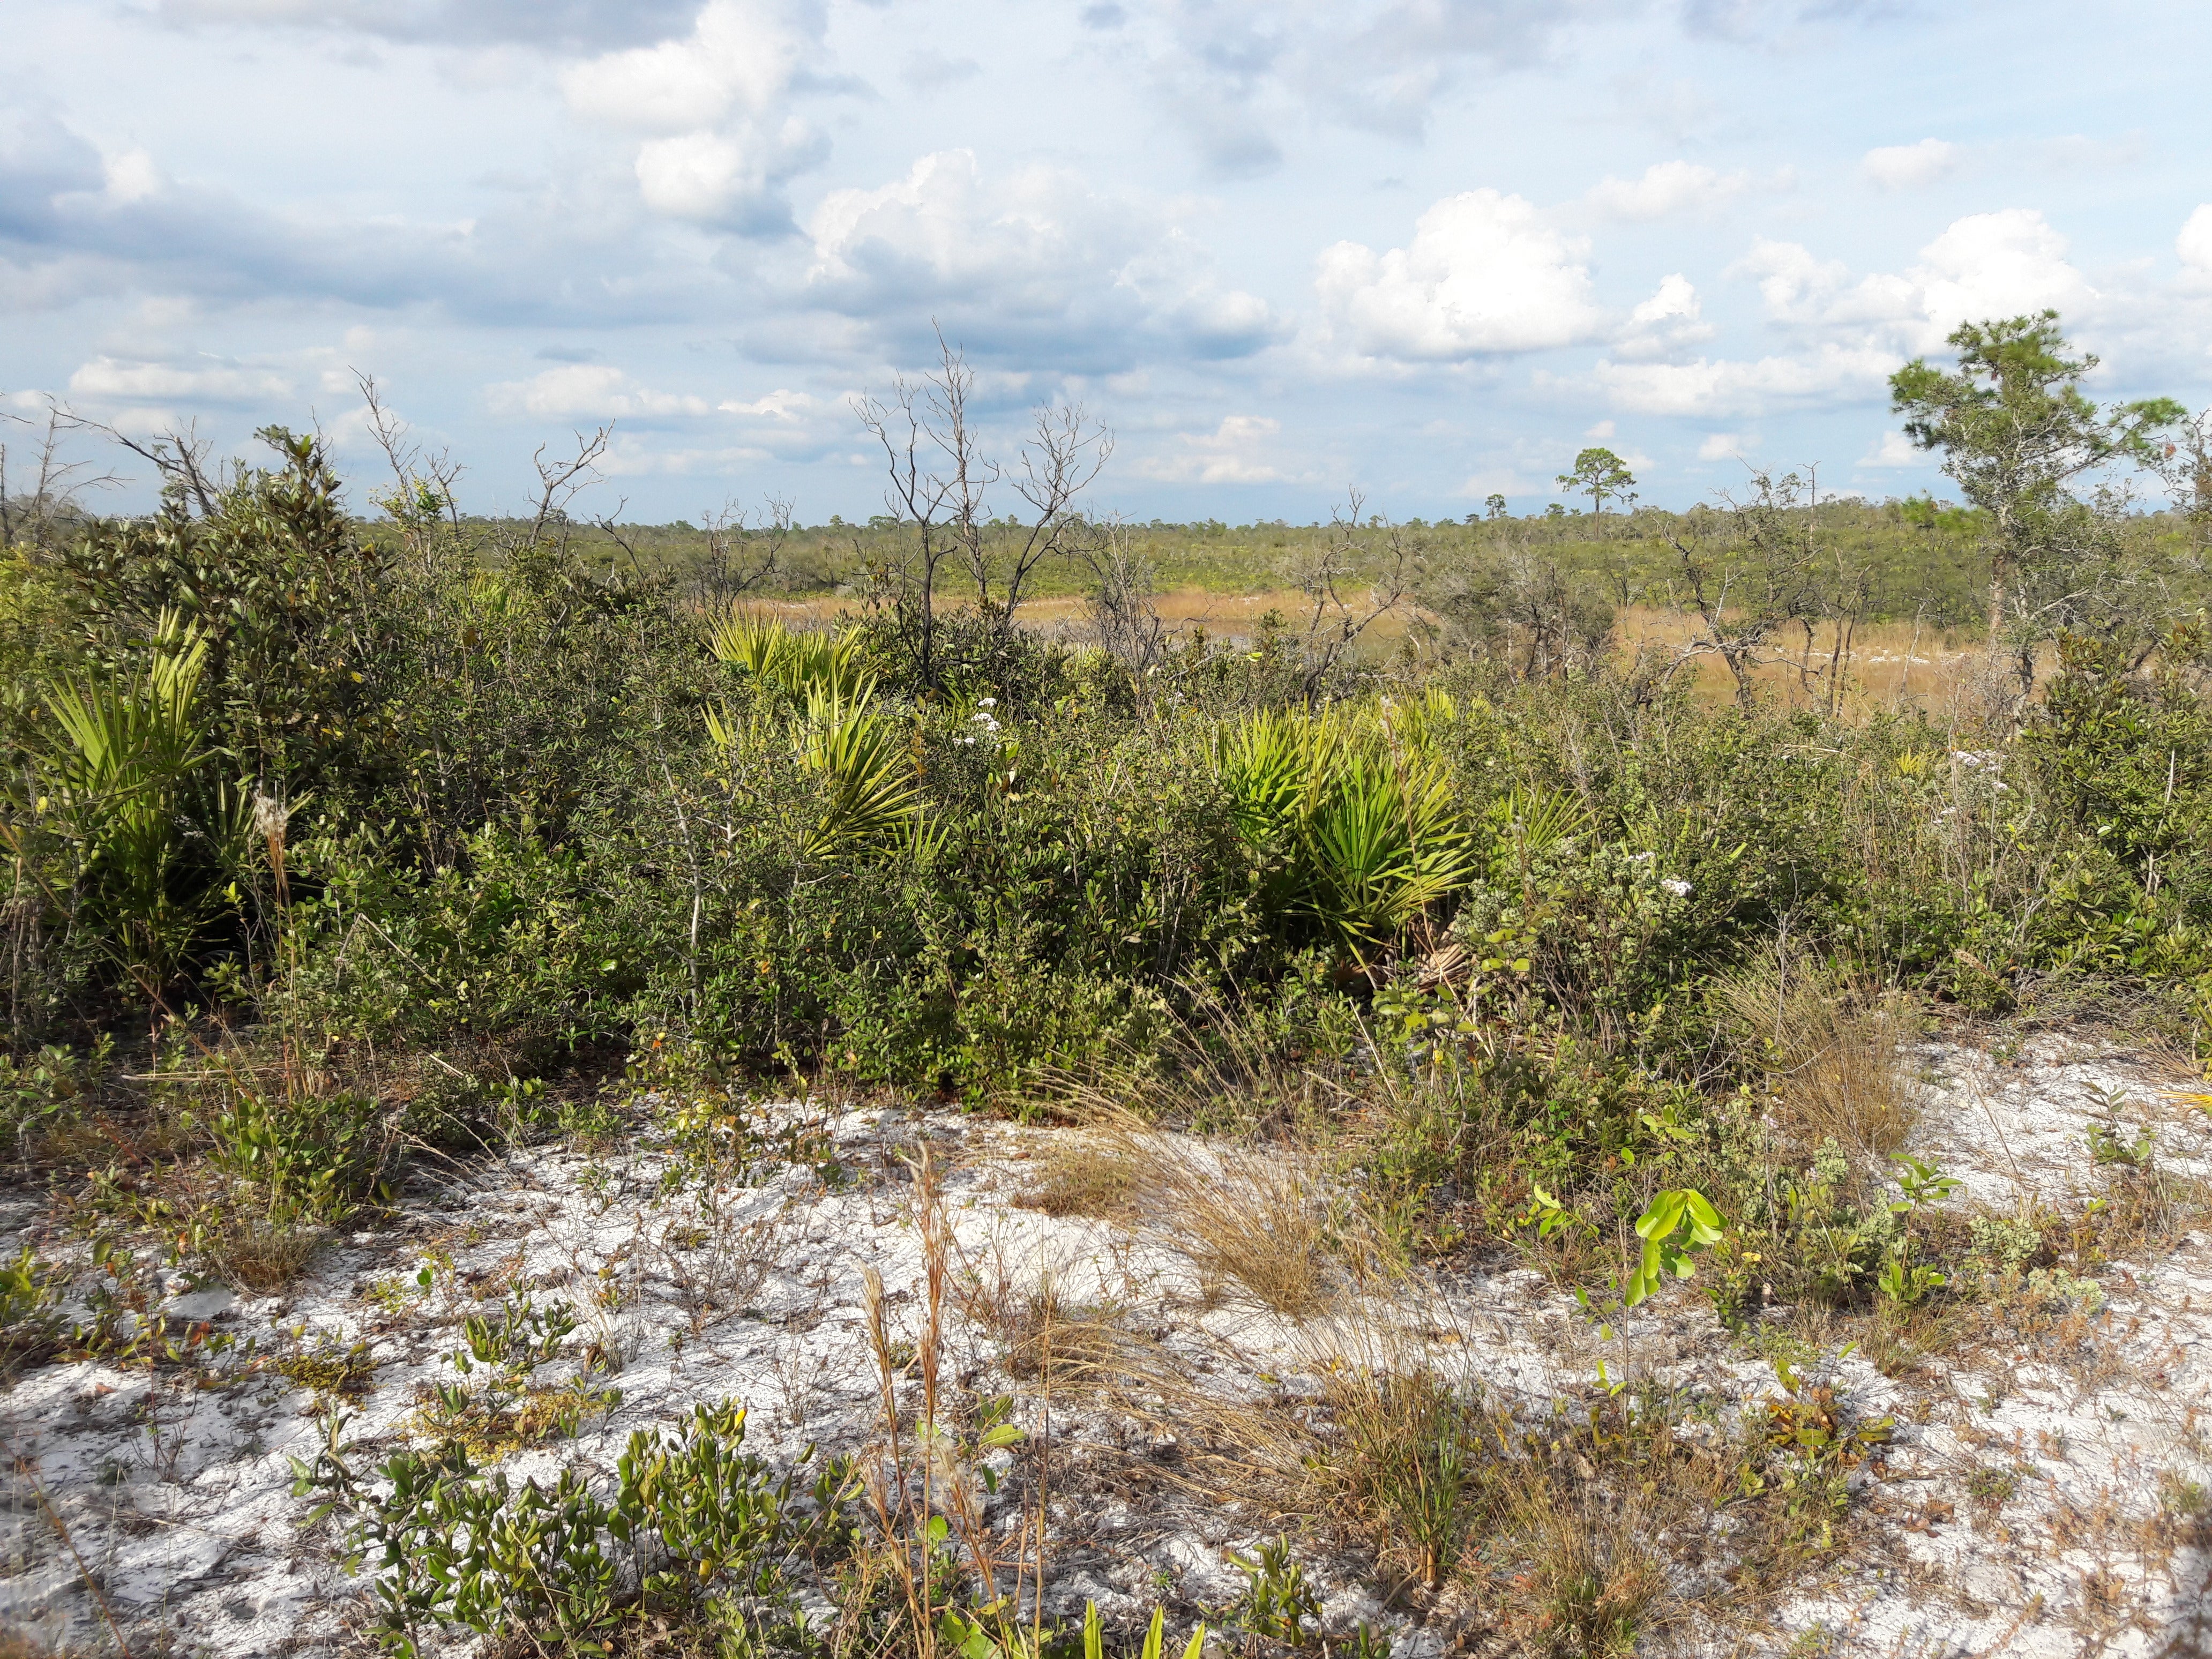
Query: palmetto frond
[[707, 611, 876, 707], [1214, 703, 1475, 959], [797, 690, 925, 860]]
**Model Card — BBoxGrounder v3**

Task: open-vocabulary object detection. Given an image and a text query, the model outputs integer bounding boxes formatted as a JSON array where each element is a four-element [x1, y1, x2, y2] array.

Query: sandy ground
[[0, 1032, 2207, 1657]]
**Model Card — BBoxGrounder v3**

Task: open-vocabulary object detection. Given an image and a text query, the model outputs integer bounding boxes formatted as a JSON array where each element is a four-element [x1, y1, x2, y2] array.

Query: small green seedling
[[1522, 1182, 1574, 1239], [1890, 1154, 1961, 1211], [1624, 1189, 1724, 1308], [1876, 1256, 1945, 1305]]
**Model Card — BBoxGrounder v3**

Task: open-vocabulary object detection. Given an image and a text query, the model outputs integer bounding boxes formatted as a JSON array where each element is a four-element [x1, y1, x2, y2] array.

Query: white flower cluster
[[956, 697, 1000, 746], [1945, 748, 2008, 798], [1660, 877, 1693, 898]]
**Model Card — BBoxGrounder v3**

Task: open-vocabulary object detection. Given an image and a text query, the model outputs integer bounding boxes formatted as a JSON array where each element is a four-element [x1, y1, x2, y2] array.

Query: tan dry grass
[[1011, 1139, 1139, 1220], [1493, 1481, 1670, 1659], [1717, 964, 1919, 1164], [756, 591, 2036, 717], [1094, 1119, 1348, 1317], [211, 1215, 327, 1292]]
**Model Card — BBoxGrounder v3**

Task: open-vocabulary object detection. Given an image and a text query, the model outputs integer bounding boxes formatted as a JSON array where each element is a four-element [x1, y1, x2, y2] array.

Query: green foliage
[[409, 1290, 619, 1458], [1215, 698, 1474, 958], [5, 347, 2209, 1120], [204, 1080, 396, 1222], [294, 1397, 846, 1657], [709, 610, 877, 706], [16, 609, 245, 1003], [1227, 1537, 1319, 1647], [1557, 446, 1637, 516], [1890, 311, 2186, 658], [0, 1246, 65, 1371], [1624, 1189, 1723, 1308], [54, 428, 388, 793], [0, 1034, 109, 1158]]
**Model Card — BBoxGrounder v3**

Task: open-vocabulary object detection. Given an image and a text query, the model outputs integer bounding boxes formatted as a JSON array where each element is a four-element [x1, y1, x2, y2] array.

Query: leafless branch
[[1285, 490, 1419, 700], [1077, 514, 1167, 675], [69, 412, 223, 518], [356, 371, 465, 573], [527, 424, 613, 547], [691, 495, 791, 606], [0, 402, 121, 551]]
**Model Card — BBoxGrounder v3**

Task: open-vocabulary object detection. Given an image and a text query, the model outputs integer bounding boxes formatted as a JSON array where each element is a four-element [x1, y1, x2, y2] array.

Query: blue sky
[[4, 0, 2210, 524]]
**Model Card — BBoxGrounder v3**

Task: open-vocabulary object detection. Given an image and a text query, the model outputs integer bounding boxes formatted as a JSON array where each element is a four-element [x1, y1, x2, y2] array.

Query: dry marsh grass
[[1096, 1119, 1355, 1317], [1718, 963, 1919, 1164], [1011, 1138, 1139, 1220]]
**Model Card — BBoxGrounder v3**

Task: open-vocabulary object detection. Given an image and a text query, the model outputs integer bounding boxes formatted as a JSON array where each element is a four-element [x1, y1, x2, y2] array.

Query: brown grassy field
[[724, 587, 2036, 721]]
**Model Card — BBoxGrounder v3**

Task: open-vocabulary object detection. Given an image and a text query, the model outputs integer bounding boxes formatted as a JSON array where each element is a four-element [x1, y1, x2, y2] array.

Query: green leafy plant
[[0, 1035, 110, 1162], [1874, 1155, 1957, 1307], [1623, 1189, 1724, 1309], [709, 611, 876, 706], [1228, 1536, 1319, 1648], [293, 1397, 848, 1658], [204, 1081, 397, 1221], [0, 1245, 65, 1371], [24, 608, 243, 1011], [1215, 705, 1474, 959], [412, 1291, 617, 1457], [1889, 1154, 1962, 1210], [2086, 1118, 2154, 1168]]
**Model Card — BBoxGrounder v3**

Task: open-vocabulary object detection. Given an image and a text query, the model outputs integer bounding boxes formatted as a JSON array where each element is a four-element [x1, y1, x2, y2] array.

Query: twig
[[15, 1452, 133, 1657]]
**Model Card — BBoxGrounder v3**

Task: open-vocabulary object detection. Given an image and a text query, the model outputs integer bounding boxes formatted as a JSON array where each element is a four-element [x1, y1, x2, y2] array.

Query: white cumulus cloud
[[1734, 211, 2097, 355], [1316, 189, 1603, 362], [1860, 139, 1962, 191], [802, 151, 1278, 365], [1132, 415, 1287, 485], [485, 364, 712, 420], [1586, 160, 1748, 220], [2178, 205, 2212, 278], [1613, 272, 1714, 362], [562, 0, 827, 228], [561, 0, 817, 132], [1859, 430, 1923, 468], [1903, 209, 2097, 345], [1593, 343, 1896, 417], [634, 128, 815, 223], [69, 355, 292, 402]]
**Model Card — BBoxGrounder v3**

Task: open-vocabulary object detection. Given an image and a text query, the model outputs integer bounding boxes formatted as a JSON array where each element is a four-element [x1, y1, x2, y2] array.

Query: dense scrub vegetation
[[5, 312, 2212, 1655]]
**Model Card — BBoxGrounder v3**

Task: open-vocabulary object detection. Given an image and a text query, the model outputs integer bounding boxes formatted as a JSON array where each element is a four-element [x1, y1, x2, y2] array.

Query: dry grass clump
[[1719, 962, 1918, 1162], [210, 1214, 327, 1292], [1012, 1139, 1138, 1219], [951, 1234, 1135, 1386], [1319, 1363, 1499, 1591], [1496, 1483, 1669, 1659], [1101, 1122, 1349, 1316], [0, 1628, 83, 1659]]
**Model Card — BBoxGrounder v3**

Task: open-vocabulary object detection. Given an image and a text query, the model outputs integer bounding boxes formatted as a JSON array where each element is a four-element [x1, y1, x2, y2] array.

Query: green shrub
[[293, 1399, 851, 1657]]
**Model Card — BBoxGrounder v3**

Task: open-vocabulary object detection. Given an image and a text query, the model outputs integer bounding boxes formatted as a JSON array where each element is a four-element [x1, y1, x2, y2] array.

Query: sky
[[3, 0, 2211, 525]]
